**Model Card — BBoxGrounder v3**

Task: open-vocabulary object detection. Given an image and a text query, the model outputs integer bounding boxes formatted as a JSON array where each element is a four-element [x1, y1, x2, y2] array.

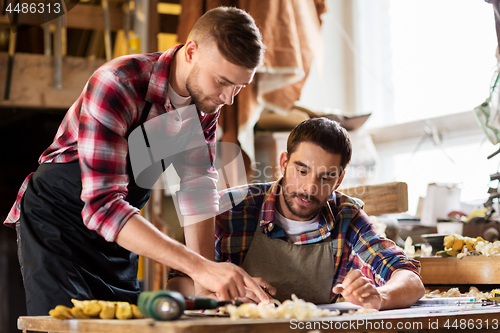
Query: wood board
[[419, 255, 500, 285], [18, 308, 500, 333], [339, 182, 408, 216], [0, 53, 105, 109]]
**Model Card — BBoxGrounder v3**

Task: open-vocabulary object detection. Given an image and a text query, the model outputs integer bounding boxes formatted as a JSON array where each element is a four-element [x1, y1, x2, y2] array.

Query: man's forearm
[[183, 217, 215, 260], [378, 269, 425, 310], [115, 214, 204, 277], [183, 217, 216, 295], [115, 214, 270, 303]]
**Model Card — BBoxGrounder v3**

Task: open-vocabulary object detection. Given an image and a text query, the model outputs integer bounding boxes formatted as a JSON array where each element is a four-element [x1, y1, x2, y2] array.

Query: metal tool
[[138, 290, 186, 320], [4, 0, 19, 100], [455, 299, 500, 306], [455, 291, 500, 306], [138, 290, 242, 321], [53, 11, 63, 89]]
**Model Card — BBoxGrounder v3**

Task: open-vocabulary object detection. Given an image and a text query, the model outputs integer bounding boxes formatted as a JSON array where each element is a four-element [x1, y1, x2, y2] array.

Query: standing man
[[4, 6, 268, 316], [169, 118, 425, 309]]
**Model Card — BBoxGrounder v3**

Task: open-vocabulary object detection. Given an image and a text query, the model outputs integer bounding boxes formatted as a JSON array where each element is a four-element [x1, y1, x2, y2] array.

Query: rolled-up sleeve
[[349, 210, 421, 286], [79, 71, 140, 242]]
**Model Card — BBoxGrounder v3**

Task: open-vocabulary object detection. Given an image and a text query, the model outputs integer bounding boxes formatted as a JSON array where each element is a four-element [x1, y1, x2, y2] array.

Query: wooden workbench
[[18, 305, 500, 333]]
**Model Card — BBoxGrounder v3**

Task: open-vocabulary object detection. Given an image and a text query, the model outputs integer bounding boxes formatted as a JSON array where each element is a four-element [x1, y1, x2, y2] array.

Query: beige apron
[[241, 224, 336, 304]]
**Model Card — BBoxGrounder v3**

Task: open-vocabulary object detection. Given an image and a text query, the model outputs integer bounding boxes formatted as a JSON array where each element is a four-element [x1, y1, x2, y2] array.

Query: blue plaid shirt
[[215, 179, 421, 295]]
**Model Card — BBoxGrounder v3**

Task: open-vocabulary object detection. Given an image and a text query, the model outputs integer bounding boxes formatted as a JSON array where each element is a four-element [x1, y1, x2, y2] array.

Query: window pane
[[390, 0, 497, 123]]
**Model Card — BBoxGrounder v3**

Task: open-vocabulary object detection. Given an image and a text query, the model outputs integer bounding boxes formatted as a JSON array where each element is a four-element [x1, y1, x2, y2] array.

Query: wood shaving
[[424, 286, 496, 300], [226, 294, 340, 320], [343, 308, 379, 316], [475, 241, 500, 256]]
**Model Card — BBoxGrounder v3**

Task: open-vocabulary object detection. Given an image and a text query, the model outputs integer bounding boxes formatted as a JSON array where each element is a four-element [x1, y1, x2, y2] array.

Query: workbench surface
[[18, 305, 500, 333]]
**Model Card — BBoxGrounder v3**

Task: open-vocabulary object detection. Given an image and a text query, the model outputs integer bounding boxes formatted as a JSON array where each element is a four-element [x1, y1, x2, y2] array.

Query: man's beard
[[185, 64, 223, 114], [280, 173, 326, 220]]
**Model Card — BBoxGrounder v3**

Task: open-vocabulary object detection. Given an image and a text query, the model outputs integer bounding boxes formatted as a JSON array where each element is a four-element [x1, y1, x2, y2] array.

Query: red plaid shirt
[[4, 45, 220, 241]]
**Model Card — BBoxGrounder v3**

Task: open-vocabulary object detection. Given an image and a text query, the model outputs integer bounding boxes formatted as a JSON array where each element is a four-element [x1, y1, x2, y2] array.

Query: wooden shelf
[[0, 52, 105, 109], [419, 255, 500, 285]]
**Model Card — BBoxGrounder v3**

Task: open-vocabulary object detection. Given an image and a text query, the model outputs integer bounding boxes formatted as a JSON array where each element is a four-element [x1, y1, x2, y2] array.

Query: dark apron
[[17, 102, 153, 316], [241, 224, 336, 304]]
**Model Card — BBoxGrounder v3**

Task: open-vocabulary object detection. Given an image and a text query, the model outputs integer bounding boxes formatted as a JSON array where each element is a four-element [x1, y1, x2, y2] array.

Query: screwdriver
[[138, 290, 242, 321]]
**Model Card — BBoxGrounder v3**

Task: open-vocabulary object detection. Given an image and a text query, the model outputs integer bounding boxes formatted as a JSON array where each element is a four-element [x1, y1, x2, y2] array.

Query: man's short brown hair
[[190, 6, 265, 69], [287, 118, 352, 170]]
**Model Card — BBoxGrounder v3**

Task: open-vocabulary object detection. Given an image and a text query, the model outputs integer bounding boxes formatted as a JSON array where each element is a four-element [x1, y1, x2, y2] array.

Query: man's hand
[[195, 277, 276, 303], [168, 276, 276, 304], [332, 269, 382, 309], [237, 277, 276, 304], [115, 214, 271, 304], [189, 260, 270, 303]]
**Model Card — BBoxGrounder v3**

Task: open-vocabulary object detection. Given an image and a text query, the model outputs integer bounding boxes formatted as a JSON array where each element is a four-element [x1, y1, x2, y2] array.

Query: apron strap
[[140, 101, 152, 124]]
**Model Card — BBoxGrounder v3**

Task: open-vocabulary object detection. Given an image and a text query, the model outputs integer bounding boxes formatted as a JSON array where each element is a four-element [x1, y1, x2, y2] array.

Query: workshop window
[[299, 0, 500, 215]]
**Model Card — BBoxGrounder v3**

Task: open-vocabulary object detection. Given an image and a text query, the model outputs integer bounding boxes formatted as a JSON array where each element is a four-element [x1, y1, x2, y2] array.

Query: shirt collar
[[146, 44, 183, 106], [258, 178, 336, 244]]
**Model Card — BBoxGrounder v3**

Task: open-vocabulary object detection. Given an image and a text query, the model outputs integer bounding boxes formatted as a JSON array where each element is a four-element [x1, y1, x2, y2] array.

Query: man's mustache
[[287, 192, 319, 204]]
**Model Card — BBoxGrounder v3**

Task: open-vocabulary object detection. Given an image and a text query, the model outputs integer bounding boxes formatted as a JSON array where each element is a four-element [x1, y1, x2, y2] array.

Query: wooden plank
[[339, 182, 408, 216], [18, 317, 156, 333], [151, 188, 169, 290], [0, 52, 105, 109], [0, 4, 125, 31], [18, 310, 500, 333], [157, 3, 182, 15], [86, 30, 105, 59], [66, 4, 124, 31], [148, 0, 159, 52], [17, 316, 296, 333], [419, 256, 500, 285]]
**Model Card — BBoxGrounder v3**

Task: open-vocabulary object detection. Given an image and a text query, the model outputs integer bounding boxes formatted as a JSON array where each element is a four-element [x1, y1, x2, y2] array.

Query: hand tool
[[138, 290, 242, 321], [455, 299, 500, 306]]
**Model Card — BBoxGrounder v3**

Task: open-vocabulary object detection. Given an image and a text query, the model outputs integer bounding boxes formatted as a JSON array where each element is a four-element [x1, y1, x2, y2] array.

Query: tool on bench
[[454, 291, 500, 306], [455, 299, 500, 306], [138, 290, 242, 320]]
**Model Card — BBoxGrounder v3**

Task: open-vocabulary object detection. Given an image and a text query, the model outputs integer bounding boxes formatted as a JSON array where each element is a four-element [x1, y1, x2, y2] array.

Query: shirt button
[[175, 117, 180, 122]]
